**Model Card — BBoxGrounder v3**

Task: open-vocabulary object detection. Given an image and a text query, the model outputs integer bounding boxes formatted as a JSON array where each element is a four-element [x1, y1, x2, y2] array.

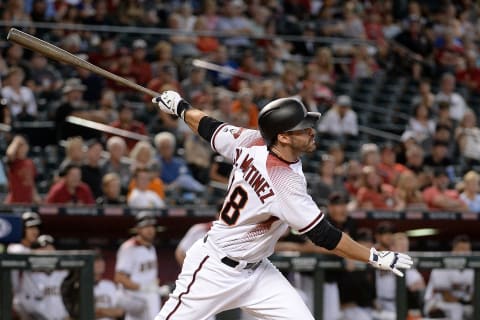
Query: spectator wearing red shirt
[[377, 142, 408, 185], [4, 135, 39, 204], [130, 39, 153, 86], [88, 37, 118, 71], [107, 47, 137, 94], [422, 168, 468, 211], [109, 102, 146, 151], [45, 164, 95, 205], [456, 53, 480, 92], [356, 166, 396, 210]]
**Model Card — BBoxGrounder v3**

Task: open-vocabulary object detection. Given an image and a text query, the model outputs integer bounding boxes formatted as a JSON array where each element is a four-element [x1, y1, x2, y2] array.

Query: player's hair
[[154, 132, 176, 149]]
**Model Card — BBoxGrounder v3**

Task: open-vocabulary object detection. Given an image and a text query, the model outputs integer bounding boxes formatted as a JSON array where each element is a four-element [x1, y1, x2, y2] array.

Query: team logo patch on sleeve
[[229, 128, 244, 139]]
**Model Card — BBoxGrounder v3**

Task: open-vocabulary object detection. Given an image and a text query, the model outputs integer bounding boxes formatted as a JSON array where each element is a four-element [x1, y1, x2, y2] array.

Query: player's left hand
[[368, 247, 413, 277], [152, 90, 191, 120]]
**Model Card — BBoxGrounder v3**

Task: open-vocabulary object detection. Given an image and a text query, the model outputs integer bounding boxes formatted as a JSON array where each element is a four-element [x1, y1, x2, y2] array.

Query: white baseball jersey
[[128, 189, 166, 208], [207, 124, 324, 262], [95, 279, 120, 320], [116, 237, 160, 320], [425, 268, 474, 303], [376, 268, 424, 312], [7, 243, 30, 294], [18, 270, 69, 320]]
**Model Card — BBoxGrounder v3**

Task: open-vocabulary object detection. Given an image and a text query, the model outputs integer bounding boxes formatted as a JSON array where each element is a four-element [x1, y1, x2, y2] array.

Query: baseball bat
[[66, 116, 150, 141], [6, 28, 159, 97]]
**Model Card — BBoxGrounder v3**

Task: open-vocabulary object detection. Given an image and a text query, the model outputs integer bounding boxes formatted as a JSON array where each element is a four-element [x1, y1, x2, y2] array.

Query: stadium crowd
[[1, 0, 480, 211], [0, 0, 479, 319]]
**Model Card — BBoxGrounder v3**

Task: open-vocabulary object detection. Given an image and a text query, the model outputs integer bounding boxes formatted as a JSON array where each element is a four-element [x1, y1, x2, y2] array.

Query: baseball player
[[152, 91, 413, 320], [7, 211, 42, 319], [17, 235, 70, 320], [115, 211, 168, 320], [94, 251, 125, 320]]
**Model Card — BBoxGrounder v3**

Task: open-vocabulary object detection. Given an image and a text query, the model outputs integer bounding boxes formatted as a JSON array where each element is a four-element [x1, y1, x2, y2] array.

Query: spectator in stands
[[412, 78, 436, 113], [82, 0, 115, 26], [294, 79, 321, 113], [4, 135, 40, 204], [231, 50, 261, 91], [216, 0, 253, 48], [127, 167, 165, 209], [129, 140, 158, 172], [103, 136, 131, 193], [97, 172, 125, 205], [109, 102, 147, 151], [318, 95, 358, 137], [194, 16, 220, 54], [154, 132, 205, 193], [308, 47, 336, 86], [311, 155, 346, 206], [58, 136, 84, 175], [277, 64, 301, 97], [130, 39, 152, 87], [210, 88, 234, 123], [181, 67, 209, 102], [456, 51, 480, 92], [395, 171, 427, 210], [377, 142, 408, 185], [88, 36, 118, 71], [327, 143, 347, 177], [4, 44, 28, 73], [1, 67, 37, 121], [423, 140, 452, 169], [94, 251, 125, 319], [407, 103, 436, 143], [435, 73, 468, 122], [45, 163, 95, 205], [81, 139, 105, 200], [292, 23, 318, 58], [117, 0, 146, 26], [460, 171, 480, 213], [167, 13, 199, 58], [422, 168, 468, 211], [26, 52, 62, 106], [393, 16, 433, 62], [75, 64, 105, 104], [98, 89, 118, 124], [356, 166, 396, 210], [360, 143, 381, 167], [349, 44, 379, 79], [54, 78, 100, 141], [344, 159, 362, 199], [424, 235, 473, 320], [151, 41, 178, 80], [455, 108, 480, 165], [108, 47, 137, 95], [231, 87, 259, 129], [206, 45, 237, 88]]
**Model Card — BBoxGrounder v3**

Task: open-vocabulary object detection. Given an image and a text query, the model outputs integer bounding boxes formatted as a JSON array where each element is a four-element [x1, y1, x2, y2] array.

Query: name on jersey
[[236, 150, 275, 203]]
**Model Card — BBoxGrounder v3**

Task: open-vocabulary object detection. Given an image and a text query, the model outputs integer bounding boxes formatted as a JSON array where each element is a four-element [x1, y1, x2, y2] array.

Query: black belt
[[203, 235, 261, 270]]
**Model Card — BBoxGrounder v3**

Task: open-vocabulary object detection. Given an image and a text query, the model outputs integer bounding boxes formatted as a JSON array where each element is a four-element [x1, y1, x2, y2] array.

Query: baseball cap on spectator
[[375, 221, 396, 235], [132, 39, 147, 49], [62, 78, 86, 94], [328, 192, 349, 205], [336, 95, 351, 107]]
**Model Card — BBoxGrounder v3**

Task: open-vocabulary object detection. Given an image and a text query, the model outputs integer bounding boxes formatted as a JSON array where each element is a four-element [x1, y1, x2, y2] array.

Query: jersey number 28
[[220, 186, 248, 225]]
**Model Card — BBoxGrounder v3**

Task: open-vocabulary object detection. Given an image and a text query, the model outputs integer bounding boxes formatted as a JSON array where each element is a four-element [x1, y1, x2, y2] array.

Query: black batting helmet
[[258, 98, 321, 146], [22, 211, 42, 228], [134, 211, 157, 229]]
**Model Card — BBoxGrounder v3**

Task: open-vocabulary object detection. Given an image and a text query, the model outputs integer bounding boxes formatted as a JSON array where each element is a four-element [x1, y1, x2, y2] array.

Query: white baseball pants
[[155, 238, 314, 320]]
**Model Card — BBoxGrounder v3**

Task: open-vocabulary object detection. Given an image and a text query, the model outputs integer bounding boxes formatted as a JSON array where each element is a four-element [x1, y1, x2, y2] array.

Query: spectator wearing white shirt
[[435, 73, 468, 122], [1, 67, 37, 120], [128, 167, 165, 209], [318, 95, 358, 136], [460, 171, 480, 213]]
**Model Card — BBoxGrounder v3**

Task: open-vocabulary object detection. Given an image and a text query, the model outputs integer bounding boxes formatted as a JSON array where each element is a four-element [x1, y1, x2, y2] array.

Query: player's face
[[286, 127, 316, 153], [25, 226, 39, 244], [137, 225, 156, 244]]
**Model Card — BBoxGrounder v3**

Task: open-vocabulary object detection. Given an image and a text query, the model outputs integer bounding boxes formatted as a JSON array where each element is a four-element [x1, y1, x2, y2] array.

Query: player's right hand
[[368, 247, 413, 277], [152, 90, 191, 120]]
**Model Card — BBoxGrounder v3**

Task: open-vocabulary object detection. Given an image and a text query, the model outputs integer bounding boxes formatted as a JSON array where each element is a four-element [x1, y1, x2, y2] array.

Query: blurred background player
[[424, 235, 473, 320], [7, 211, 42, 319], [114, 211, 167, 320], [17, 234, 70, 320], [94, 250, 125, 320]]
